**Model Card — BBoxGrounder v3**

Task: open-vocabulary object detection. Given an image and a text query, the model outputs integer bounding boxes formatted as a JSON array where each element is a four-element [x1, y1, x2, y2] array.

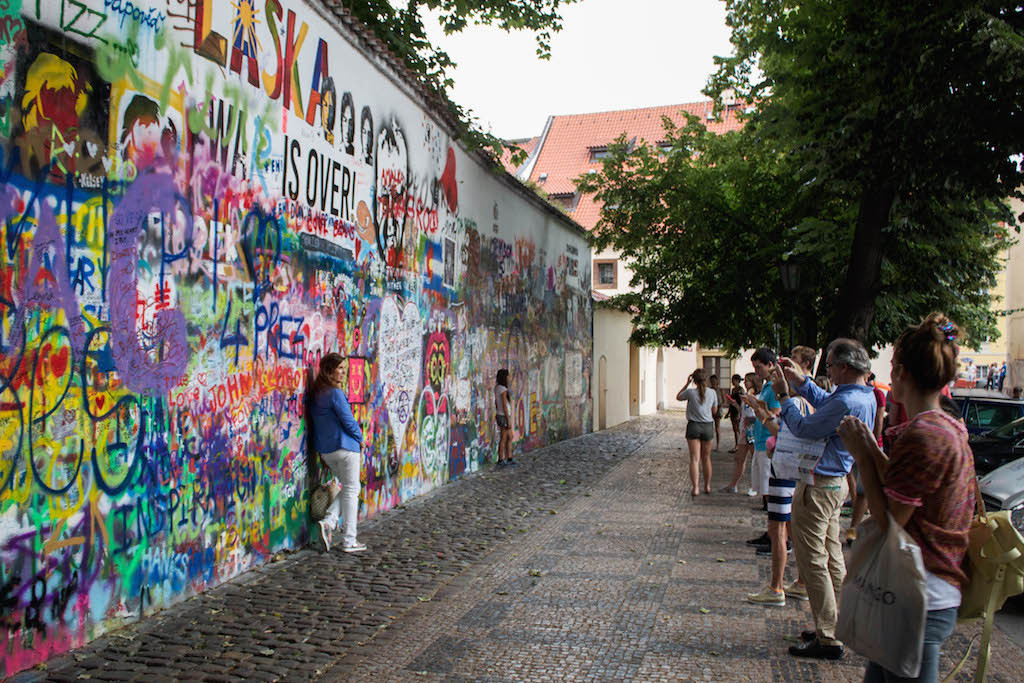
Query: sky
[[424, 0, 736, 140]]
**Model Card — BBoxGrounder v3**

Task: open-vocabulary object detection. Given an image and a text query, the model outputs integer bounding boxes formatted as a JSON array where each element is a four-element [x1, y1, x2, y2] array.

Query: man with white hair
[[772, 338, 877, 660]]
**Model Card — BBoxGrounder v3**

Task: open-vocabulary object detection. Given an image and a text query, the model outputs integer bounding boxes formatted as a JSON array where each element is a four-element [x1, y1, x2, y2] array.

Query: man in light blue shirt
[[774, 339, 876, 661]]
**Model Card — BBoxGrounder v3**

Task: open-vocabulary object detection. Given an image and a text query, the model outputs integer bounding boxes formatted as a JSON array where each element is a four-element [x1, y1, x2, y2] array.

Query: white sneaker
[[314, 520, 332, 553], [746, 489, 758, 497], [342, 542, 367, 553]]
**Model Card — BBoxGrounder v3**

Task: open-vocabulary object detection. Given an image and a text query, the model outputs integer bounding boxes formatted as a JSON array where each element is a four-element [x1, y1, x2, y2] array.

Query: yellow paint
[[21, 53, 88, 131]]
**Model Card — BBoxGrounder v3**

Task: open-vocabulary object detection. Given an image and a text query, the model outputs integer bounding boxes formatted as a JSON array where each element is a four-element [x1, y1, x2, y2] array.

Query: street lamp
[[779, 255, 802, 352]]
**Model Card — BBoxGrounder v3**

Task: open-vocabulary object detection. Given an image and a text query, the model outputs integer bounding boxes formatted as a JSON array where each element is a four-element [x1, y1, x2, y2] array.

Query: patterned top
[[884, 410, 976, 590]]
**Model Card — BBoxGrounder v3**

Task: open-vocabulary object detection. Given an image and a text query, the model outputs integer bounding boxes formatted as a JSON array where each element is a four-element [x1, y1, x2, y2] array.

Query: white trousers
[[320, 448, 361, 545], [752, 449, 771, 495]]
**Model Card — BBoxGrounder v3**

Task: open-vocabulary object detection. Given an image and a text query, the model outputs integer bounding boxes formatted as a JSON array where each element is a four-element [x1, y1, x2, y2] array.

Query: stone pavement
[[13, 413, 1024, 682]]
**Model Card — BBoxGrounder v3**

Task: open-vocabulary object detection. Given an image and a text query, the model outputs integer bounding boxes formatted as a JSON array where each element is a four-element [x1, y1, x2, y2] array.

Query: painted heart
[[86, 141, 99, 158], [63, 140, 76, 156], [101, 157, 113, 172], [418, 387, 450, 481], [378, 298, 422, 444]]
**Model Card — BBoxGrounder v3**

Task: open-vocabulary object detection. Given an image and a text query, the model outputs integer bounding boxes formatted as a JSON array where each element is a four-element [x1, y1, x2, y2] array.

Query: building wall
[[0, 1, 592, 675], [592, 307, 632, 430]]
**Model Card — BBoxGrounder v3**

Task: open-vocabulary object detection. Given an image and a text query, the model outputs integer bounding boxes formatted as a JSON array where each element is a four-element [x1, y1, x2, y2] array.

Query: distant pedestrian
[[727, 374, 743, 453], [724, 373, 759, 493], [309, 353, 367, 553], [495, 369, 517, 467], [677, 369, 718, 496], [999, 362, 1008, 392], [710, 374, 723, 449], [776, 339, 877, 660], [838, 314, 975, 682]]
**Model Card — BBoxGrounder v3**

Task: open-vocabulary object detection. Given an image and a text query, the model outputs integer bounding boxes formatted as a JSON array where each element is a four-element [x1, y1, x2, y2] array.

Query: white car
[[978, 456, 1024, 535]]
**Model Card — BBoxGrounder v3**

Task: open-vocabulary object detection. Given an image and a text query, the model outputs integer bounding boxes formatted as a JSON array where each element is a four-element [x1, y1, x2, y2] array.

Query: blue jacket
[[779, 380, 876, 478], [310, 388, 363, 454]]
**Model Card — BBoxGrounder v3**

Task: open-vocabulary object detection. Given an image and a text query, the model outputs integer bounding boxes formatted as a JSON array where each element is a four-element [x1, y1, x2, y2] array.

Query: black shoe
[[506, 459, 520, 468], [800, 630, 817, 643], [788, 638, 843, 660], [746, 532, 770, 547], [756, 540, 791, 556]]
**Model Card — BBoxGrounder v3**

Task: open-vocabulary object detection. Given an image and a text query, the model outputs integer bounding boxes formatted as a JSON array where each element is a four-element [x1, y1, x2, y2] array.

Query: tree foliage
[[580, 0, 1024, 352], [339, 0, 577, 163]]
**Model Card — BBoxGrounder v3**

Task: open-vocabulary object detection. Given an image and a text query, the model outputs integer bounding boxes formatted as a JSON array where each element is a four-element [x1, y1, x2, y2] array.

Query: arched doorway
[[598, 355, 607, 430]]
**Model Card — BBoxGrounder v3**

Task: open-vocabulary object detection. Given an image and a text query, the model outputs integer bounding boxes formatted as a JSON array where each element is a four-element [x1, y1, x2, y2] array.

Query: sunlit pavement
[[13, 413, 1024, 682]]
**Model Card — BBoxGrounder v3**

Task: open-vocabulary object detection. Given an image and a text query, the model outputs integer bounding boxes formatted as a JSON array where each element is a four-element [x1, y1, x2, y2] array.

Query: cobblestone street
[[14, 414, 1024, 682]]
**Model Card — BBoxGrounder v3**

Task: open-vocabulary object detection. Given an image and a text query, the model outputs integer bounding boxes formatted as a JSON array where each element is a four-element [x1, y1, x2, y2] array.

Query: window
[[966, 403, 1022, 431], [549, 193, 578, 212], [593, 259, 617, 289], [589, 147, 610, 162], [702, 356, 733, 385]]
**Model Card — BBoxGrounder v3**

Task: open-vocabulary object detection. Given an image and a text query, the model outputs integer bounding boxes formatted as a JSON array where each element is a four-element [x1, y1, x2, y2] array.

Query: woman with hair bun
[[838, 313, 975, 682]]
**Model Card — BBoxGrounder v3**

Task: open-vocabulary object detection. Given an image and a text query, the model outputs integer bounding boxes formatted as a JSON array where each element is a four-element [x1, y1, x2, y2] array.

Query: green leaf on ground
[[699, 607, 711, 614], [417, 596, 431, 602], [716, 557, 726, 562], [559, 479, 568, 485]]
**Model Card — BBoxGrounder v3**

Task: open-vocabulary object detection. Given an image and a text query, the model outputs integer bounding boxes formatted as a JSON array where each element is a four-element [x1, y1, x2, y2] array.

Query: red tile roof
[[499, 137, 539, 176], [525, 101, 746, 230]]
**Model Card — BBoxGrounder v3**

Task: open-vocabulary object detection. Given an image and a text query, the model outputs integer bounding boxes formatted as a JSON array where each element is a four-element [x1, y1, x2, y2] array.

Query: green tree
[[707, 0, 1024, 343], [580, 0, 1022, 353], [339, 0, 578, 163], [577, 111, 1011, 354]]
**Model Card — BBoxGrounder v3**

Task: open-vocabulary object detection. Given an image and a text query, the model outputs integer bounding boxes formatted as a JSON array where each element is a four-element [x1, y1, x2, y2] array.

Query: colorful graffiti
[[0, 0, 593, 676]]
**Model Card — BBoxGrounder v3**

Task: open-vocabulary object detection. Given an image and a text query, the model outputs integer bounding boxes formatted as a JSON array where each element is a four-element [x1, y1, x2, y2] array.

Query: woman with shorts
[[494, 369, 517, 467], [677, 369, 719, 496]]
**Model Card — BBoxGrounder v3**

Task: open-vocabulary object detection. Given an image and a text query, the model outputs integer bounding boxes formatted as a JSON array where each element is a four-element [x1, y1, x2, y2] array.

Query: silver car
[[978, 456, 1024, 535]]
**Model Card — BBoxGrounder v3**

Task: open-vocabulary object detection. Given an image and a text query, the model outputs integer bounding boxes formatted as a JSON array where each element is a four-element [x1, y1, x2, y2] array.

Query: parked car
[[978, 456, 1024, 536], [969, 416, 1024, 475], [951, 390, 1024, 435]]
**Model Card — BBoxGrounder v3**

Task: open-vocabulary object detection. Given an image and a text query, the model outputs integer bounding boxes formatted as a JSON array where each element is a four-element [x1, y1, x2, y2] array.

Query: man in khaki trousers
[[772, 339, 877, 660]]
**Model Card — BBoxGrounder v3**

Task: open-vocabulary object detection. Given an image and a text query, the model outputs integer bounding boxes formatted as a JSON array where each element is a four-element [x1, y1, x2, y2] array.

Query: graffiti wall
[[0, 0, 593, 675]]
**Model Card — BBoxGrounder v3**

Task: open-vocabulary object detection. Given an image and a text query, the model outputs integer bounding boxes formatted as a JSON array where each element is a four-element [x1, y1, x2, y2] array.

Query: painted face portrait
[[320, 77, 336, 144], [21, 52, 89, 180], [360, 106, 373, 165], [340, 92, 354, 156]]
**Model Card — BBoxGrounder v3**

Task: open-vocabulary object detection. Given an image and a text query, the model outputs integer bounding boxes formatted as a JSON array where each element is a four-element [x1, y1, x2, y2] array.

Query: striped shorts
[[767, 466, 797, 522]]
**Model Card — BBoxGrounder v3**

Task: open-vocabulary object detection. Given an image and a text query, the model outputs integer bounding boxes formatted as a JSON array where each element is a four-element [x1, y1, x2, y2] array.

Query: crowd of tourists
[[677, 315, 976, 681]]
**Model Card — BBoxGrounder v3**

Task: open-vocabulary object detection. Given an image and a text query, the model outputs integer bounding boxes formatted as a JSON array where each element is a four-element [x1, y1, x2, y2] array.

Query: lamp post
[[779, 255, 802, 352]]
